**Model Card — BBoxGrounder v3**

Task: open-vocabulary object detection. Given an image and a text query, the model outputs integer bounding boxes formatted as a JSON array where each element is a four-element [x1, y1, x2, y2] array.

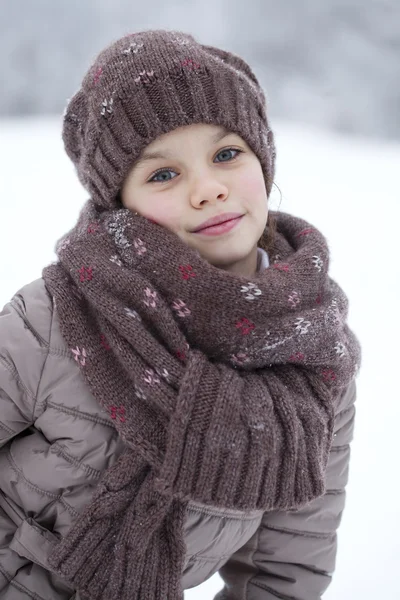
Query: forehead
[[136, 123, 244, 164]]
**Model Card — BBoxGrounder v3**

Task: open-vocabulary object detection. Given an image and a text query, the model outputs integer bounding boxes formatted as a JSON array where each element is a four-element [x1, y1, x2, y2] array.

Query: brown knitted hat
[[63, 29, 276, 209]]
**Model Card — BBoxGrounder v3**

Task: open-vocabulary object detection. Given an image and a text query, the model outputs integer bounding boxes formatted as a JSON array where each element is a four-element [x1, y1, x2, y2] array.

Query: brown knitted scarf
[[43, 200, 361, 600]]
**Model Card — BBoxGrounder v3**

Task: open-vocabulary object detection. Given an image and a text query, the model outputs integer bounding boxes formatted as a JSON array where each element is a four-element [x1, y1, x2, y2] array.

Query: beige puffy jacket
[[0, 278, 356, 599]]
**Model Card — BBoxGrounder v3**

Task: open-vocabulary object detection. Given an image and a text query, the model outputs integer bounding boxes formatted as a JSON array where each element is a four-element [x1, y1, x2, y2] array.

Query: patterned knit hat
[[63, 29, 276, 209]]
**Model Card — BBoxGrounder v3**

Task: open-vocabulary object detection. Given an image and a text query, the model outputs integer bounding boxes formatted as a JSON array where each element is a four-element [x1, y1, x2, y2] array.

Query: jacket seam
[[8, 296, 50, 422], [330, 444, 350, 452], [186, 502, 263, 520], [32, 292, 55, 420], [11, 536, 48, 571], [336, 406, 354, 418], [0, 354, 36, 404], [262, 524, 335, 540], [5, 448, 80, 518], [186, 551, 234, 561], [325, 488, 344, 495], [291, 562, 332, 577], [0, 419, 17, 437], [51, 442, 103, 479], [251, 580, 299, 600], [39, 345, 73, 359], [33, 350, 50, 422], [0, 563, 47, 600], [46, 400, 115, 429], [0, 489, 25, 526], [10, 294, 72, 420], [11, 296, 49, 349], [246, 525, 262, 600]]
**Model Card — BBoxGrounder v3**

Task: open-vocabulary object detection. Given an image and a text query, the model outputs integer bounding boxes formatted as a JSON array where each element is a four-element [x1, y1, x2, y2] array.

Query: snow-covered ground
[[0, 117, 399, 599]]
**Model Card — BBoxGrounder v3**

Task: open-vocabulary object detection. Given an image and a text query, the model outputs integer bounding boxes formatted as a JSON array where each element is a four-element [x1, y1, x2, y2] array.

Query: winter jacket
[[0, 278, 356, 599]]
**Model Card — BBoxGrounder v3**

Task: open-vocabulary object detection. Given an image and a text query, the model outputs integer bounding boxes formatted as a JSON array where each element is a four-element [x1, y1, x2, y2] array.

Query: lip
[[192, 214, 244, 237], [191, 212, 244, 233]]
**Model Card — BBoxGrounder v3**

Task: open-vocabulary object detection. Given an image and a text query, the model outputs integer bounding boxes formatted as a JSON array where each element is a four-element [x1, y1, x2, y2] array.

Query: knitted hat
[[63, 30, 276, 209]]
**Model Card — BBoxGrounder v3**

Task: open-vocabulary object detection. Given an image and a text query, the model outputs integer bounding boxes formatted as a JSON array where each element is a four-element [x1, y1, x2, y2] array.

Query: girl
[[0, 30, 361, 600]]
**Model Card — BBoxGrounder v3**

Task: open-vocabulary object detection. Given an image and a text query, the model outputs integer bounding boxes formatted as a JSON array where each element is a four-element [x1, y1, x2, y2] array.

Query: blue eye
[[148, 169, 178, 183], [148, 148, 243, 183], [215, 148, 242, 163]]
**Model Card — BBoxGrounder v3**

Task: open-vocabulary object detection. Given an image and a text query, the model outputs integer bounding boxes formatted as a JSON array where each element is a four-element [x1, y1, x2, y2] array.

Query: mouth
[[191, 214, 245, 236]]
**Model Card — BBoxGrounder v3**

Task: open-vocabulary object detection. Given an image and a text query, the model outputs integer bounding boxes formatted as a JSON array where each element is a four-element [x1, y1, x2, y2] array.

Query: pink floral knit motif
[[329, 298, 344, 326], [87, 222, 100, 233], [109, 406, 126, 423], [100, 334, 111, 350], [155, 367, 170, 382], [312, 256, 324, 272], [133, 238, 147, 256], [122, 42, 144, 55], [57, 238, 70, 252], [143, 287, 157, 308], [171, 299, 191, 317], [144, 369, 160, 386], [71, 346, 87, 366], [110, 255, 122, 267], [181, 58, 201, 70], [79, 266, 93, 282], [124, 307, 141, 321], [297, 228, 315, 237], [273, 263, 290, 272], [235, 317, 255, 335], [231, 351, 250, 365], [175, 343, 190, 362], [288, 291, 301, 309], [93, 68, 103, 85], [134, 385, 146, 401], [100, 95, 114, 117], [176, 350, 186, 361], [322, 369, 337, 382], [240, 282, 262, 301], [179, 265, 196, 280], [294, 317, 311, 335], [134, 70, 155, 84], [172, 35, 190, 46], [334, 342, 346, 357]]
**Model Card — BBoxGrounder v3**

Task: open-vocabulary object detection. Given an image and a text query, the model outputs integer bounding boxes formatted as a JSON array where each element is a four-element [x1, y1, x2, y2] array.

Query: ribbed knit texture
[[43, 204, 361, 600], [62, 30, 276, 209]]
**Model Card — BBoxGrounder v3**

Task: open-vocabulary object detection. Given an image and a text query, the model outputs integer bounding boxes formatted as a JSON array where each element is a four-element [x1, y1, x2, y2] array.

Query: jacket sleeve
[[0, 285, 51, 448], [214, 378, 357, 600], [0, 283, 76, 599]]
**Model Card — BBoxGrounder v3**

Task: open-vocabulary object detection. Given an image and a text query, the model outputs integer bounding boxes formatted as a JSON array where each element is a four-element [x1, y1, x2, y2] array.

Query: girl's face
[[121, 123, 268, 276]]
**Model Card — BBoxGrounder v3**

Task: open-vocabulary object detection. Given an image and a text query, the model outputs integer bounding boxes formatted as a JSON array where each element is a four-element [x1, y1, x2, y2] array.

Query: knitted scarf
[[43, 200, 361, 600]]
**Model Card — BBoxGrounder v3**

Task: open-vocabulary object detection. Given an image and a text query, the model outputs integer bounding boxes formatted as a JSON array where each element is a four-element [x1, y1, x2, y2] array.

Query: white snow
[[0, 116, 399, 599]]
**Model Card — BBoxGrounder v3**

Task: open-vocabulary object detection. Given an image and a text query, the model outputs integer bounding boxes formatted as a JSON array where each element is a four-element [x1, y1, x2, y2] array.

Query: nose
[[189, 175, 229, 209]]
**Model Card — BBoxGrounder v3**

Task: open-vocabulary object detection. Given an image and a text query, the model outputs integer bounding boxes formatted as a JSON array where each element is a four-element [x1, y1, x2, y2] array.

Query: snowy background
[[1, 0, 399, 141], [1, 1, 399, 598]]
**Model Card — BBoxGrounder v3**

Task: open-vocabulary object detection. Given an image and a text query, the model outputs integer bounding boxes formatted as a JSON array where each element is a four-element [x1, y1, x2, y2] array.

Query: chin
[[203, 247, 252, 268]]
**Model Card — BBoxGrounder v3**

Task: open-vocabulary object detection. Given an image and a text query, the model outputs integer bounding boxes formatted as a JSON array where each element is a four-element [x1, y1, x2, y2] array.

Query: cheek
[[141, 195, 182, 230], [236, 168, 268, 210]]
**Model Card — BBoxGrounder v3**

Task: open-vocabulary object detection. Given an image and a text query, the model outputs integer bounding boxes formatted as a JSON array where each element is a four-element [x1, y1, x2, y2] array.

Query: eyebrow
[[135, 127, 233, 166]]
